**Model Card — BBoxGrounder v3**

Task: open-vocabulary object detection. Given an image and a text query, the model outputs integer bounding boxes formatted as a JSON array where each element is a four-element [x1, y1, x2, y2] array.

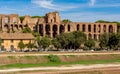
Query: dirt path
[[1, 64, 120, 73], [1, 52, 120, 56]]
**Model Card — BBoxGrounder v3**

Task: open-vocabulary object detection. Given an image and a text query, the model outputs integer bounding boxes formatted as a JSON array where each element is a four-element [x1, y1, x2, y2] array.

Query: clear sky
[[0, 0, 120, 22]]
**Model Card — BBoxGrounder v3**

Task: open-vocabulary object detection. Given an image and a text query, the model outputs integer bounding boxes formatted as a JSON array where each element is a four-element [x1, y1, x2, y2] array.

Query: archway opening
[[109, 25, 113, 33], [19, 25, 23, 30], [39, 24, 43, 36], [68, 24, 70, 32], [88, 25, 91, 32], [94, 24, 96, 32], [53, 25, 57, 37], [4, 24, 9, 32], [14, 24, 18, 31], [103, 25, 106, 32], [82, 24, 85, 32], [60, 25, 64, 34], [46, 24, 50, 37], [77, 24, 80, 31]]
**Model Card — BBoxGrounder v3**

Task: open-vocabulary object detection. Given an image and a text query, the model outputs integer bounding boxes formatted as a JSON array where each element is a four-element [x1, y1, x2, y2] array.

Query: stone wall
[[0, 12, 117, 40]]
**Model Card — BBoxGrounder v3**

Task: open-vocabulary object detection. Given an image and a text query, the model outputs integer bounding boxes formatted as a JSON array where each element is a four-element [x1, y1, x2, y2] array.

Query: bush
[[47, 55, 61, 63]]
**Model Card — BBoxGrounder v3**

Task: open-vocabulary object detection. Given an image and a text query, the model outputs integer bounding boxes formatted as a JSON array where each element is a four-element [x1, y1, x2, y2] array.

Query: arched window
[[45, 24, 50, 36], [77, 24, 80, 31], [88, 24, 91, 32], [68, 24, 70, 32], [53, 25, 57, 37], [82, 24, 85, 32], [60, 25, 64, 33], [109, 25, 113, 33], [39, 24, 43, 36]]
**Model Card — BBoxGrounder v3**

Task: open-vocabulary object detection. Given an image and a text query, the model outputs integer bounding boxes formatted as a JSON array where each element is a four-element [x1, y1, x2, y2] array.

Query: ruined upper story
[[0, 11, 61, 26]]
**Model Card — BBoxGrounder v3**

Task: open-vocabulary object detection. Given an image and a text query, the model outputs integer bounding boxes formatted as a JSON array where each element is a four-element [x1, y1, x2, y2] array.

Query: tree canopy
[[62, 19, 72, 23]]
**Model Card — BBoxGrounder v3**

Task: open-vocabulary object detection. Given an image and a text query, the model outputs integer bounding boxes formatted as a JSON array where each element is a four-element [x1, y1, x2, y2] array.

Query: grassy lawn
[[1, 58, 120, 69]]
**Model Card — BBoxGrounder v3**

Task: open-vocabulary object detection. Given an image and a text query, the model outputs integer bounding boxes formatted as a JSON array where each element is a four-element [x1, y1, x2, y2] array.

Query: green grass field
[[1, 55, 120, 69]]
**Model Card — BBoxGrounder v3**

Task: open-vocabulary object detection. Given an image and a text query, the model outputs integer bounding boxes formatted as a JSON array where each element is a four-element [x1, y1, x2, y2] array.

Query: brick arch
[[19, 25, 23, 30], [45, 24, 50, 37], [53, 24, 57, 37], [103, 25, 106, 32], [59, 25, 64, 34], [39, 24, 43, 36], [82, 24, 85, 32], [14, 24, 18, 31], [77, 24, 80, 31], [109, 25, 113, 33], [68, 24, 71, 32], [4, 24, 9, 32], [88, 24, 91, 32], [98, 24, 101, 33]]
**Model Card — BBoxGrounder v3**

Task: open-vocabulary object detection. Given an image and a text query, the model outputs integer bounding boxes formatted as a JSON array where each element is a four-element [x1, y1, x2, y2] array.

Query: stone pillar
[[57, 25, 60, 35], [96, 34, 99, 40], [43, 24, 46, 37], [85, 24, 88, 33], [106, 25, 109, 33], [101, 24, 103, 34], [37, 24, 39, 33], [50, 24, 53, 38], [64, 24, 68, 33], [96, 24, 99, 34], [80, 24, 82, 32]]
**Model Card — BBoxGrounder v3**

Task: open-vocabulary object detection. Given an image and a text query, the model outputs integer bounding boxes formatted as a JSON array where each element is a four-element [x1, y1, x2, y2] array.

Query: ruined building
[[0, 12, 117, 40]]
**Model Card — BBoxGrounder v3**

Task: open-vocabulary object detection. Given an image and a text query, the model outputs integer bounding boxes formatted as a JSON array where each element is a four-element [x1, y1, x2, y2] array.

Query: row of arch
[[76, 24, 114, 33], [38, 24, 114, 37], [4, 24, 24, 32]]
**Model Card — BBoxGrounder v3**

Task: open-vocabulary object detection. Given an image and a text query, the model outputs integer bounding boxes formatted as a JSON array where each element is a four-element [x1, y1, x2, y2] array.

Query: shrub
[[47, 55, 61, 63]]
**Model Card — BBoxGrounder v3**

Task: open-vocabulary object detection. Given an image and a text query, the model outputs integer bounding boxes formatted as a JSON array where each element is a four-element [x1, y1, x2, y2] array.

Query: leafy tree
[[52, 38, 61, 50], [62, 19, 72, 23], [84, 39, 95, 50], [95, 20, 110, 23], [26, 42, 34, 50], [22, 27, 32, 33], [99, 33, 109, 49], [107, 33, 119, 49], [72, 31, 86, 49], [40, 36, 51, 50], [18, 41, 25, 51], [55, 31, 86, 50], [55, 33, 68, 49], [19, 16, 25, 22], [31, 16, 44, 18]]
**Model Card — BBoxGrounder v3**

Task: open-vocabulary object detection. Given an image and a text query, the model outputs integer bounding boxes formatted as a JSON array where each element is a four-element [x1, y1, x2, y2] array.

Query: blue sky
[[0, 0, 120, 22]]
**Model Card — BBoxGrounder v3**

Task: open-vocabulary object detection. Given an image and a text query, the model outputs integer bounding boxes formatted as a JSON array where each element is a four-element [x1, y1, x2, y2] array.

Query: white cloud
[[31, 0, 78, 11], [89, 0, 96, 6]]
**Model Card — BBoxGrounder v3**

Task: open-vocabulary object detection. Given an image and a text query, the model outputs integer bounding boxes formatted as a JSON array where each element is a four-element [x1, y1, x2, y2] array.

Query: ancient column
[[43, 24, 46, 37], [50, 24, 53, 38], [57, 25, 60, 35], [106, 25, 109, 33]]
